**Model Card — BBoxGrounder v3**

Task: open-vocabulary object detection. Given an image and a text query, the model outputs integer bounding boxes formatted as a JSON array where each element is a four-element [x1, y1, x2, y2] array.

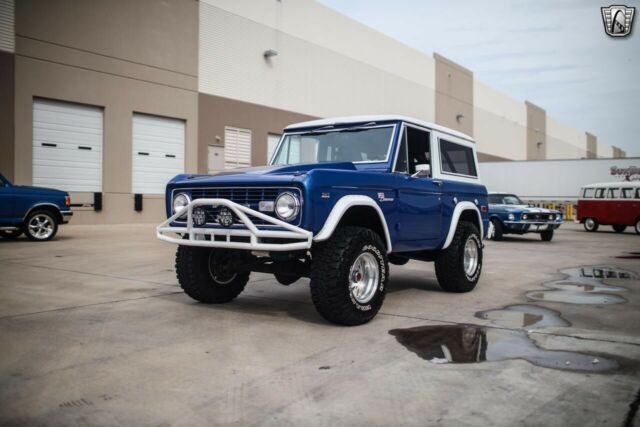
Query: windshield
[[488, 194, 523, 205], [271, 126, 394, 166]]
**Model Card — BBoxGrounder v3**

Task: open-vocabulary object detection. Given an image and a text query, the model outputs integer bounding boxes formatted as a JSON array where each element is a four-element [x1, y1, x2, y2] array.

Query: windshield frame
[[489, 194, 524, 205], [269, 123, 398, 166]]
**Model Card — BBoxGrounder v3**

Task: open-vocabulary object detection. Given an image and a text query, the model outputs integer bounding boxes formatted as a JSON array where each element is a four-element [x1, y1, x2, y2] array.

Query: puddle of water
[[389, 325, 619, 372], [526, 291, 627, 305], [524, 265, 635, 305], [476, 304, 570, 329]]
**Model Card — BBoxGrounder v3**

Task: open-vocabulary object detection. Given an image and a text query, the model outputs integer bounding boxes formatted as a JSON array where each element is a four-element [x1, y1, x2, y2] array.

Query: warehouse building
[[0, 0, 626, 224]]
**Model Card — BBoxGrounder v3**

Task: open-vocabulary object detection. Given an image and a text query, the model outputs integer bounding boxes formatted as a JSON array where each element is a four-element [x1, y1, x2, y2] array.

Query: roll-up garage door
[[224, 126, 252, 169], [132, 113, 185, 194], [32, 98, 103, 192]]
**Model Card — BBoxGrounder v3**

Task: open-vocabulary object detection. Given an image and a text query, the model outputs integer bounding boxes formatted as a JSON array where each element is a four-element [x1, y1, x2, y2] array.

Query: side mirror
[[411, 164, 430, 178]]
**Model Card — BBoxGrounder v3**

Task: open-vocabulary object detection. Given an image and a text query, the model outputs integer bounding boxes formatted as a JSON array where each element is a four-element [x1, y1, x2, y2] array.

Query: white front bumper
[[156, 198, 313, 251]]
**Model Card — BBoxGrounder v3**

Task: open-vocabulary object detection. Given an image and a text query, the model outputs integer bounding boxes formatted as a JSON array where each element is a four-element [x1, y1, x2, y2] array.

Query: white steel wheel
[[584, 218, 598, 232]]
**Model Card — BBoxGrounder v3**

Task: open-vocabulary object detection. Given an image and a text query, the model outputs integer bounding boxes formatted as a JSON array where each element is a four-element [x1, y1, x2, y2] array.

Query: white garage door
[[132, 113, 185, 194], [224, 126, 251, 169], [32, 98, 103, 192]]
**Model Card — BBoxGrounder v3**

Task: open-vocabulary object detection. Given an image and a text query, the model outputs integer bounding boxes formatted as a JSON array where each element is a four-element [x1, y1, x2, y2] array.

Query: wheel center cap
[[354, 271, 363, 282]]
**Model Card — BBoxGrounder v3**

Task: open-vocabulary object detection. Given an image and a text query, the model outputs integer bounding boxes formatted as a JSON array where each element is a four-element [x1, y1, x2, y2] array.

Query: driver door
[[0, 175, 15, 220], [394, 125, 443, 243]]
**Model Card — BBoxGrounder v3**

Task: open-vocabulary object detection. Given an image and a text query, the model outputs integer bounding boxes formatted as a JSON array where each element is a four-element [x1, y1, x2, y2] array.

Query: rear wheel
[[540, 230, 554, 241], [490, 218, 503, 241], [635, 219, 640, 235], [584, 218, 599, 232], [612, 225, 627, 233], [24, 211, 58, 241], [0, 230, 22, 239], [175, 246, 250, 303], [435, 221, 482, 293], [310, 226, 388, 326]]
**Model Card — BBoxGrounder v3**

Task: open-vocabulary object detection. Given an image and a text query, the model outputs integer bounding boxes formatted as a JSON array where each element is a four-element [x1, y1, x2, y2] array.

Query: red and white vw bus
[[577, 182, 640, 234]]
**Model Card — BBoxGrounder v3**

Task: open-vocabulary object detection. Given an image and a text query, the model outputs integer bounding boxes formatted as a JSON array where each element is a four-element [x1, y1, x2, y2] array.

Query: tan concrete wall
[[198, 94, 316, 172], [434, 53, 473, 137], [0, 50, 14, 180], [526, 101, 546, 160], [546, 116, 587, 160], [15, 0, 198, 77], [473, 81, 526, 160], [586, 132, 597, 159]]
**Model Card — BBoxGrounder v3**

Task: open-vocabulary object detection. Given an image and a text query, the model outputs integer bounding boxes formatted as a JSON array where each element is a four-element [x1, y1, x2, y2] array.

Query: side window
[[621, 188, 633, 199], [607, 188, 619, 199], [636, 188, 640, 199], [440, 139, 477, 177], [595, 188, 605, 199], [393, 129, 409, 173], [583, 188, 595, 198], [406, 127, 431, 175]]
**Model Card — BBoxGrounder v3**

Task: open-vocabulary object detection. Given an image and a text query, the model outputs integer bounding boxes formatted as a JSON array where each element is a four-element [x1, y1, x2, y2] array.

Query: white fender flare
[[313, 195, 393, 252], [442, 201, 483, 250]]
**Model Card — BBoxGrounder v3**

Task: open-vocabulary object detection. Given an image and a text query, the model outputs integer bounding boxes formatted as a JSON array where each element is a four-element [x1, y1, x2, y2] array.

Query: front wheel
[[24, 211, 58, 241], [635, 219, 640, 235], [175, 246, 250, 303], [612, 225, 627, 233], [540, 230, 554, 241], [310, 226, 388, 326], [435, 221, 482, 293], [584, 218, 599, 232]]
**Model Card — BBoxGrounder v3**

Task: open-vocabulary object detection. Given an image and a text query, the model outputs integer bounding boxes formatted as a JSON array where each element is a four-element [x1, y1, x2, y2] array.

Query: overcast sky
[[317, 0, 639, 156]]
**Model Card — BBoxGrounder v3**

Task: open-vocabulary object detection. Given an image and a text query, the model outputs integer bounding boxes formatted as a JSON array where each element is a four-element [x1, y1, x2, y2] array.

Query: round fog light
[[192, 207, 207, 226], [217, 207, 234, 228]]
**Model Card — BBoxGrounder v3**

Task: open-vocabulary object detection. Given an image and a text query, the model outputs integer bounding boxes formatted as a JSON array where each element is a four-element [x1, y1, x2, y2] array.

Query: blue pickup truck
[[0, 173, 72, 241], [158, 116, 489, 325]]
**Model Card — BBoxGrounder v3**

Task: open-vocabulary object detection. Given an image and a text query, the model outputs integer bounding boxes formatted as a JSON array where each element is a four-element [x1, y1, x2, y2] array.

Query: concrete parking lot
[[0, 223, 638, 426]]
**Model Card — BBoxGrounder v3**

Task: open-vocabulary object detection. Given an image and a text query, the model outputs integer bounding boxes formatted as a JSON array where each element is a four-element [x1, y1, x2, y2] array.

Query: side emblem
[[601, 5, 635, 37]]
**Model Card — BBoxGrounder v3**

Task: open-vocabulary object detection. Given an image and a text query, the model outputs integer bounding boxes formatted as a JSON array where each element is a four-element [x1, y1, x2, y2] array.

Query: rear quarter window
[[439, 139, 477, 177]]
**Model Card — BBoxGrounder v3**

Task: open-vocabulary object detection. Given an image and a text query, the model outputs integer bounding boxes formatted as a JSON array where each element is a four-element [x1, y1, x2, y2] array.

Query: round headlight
[[508, 213, 515, 221], [556, 214, 562, 220], [173, 193, 190, 217], [275, 192, 300, 222], [522, 214, 528, 220]]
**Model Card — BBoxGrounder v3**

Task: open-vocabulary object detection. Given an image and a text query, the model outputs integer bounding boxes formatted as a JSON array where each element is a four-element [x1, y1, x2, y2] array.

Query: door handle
[[432, 180, 443, 187]]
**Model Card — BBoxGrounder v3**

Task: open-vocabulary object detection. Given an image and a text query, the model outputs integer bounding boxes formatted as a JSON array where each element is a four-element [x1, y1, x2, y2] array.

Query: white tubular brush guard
[[156, 198, 313, 251]]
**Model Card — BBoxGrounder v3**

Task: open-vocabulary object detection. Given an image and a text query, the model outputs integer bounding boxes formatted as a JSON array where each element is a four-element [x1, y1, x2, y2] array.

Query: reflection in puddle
[[525, 265, 635, 305], [476, 305, 570, 329], [389, 325, 618, 372]]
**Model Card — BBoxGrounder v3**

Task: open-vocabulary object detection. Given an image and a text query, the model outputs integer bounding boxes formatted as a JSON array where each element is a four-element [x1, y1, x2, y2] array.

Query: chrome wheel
[[208, 250, 237, 285], [28, 214, 55, 240], [585, 218, 596, 231], [463, 237, 479, 277], [349, 252, 380, 304]]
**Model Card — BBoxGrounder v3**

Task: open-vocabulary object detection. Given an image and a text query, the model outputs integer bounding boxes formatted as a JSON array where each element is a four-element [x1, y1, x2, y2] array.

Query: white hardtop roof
[[582, 181, 640, 188], [285, 115, 474, 142]]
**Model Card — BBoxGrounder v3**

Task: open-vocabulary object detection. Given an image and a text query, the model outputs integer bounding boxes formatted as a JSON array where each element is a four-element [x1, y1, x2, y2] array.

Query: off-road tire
[[490, 218, 503, 241], [435, 221, 482, 293], [540, 230, 554, 241], [612, 225, 626, 233], [584, 218, 599, 232], [310, 226, 388, 326], [0, 230, 22, 239], [175, 246, 250, 303], [23, 210, 58, 241]]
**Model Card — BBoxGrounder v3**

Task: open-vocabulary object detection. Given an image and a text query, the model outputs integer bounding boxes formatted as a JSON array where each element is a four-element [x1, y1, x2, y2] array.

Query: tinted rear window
[[440, 140, 477, 177]]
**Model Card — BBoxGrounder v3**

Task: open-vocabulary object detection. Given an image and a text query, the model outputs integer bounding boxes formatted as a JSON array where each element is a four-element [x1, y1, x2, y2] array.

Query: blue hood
[[13, 185, 66, 196], [170, 162, 357, 186]]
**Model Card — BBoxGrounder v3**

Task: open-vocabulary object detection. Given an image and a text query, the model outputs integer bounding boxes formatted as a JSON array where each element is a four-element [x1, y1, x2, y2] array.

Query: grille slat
[[188, 187, 298, 226]]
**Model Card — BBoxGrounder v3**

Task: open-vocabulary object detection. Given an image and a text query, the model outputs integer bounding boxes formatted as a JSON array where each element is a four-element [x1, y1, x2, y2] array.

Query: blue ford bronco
[[158, 116, 489, 325], [487, 192, 563, 242]]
